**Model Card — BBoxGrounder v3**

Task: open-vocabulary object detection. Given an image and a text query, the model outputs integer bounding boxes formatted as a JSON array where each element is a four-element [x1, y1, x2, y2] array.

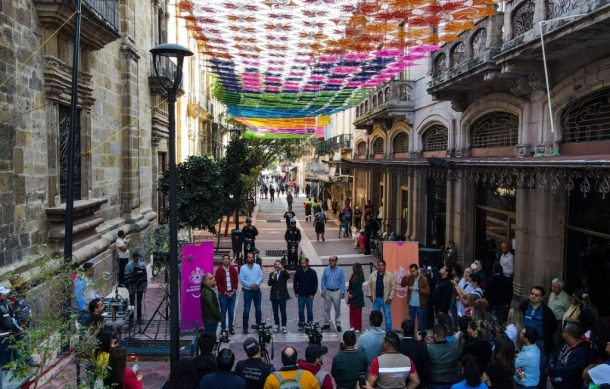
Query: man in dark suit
[[399, 319, 430, 387]]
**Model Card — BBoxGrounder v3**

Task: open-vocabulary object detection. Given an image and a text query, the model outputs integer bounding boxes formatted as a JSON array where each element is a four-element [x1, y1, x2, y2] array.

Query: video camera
[[254, 322, 273, 346], [127, 266, 147, 285], [304, 322, 323, 345]]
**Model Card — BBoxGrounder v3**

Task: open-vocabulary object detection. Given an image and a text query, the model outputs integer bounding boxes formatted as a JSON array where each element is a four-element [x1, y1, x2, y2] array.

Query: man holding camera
[[332, 330, 367, 389], [235, 338, 276, 389], [125, 252, 147, 321], [401, 264, 430, 331], [200, 273, 222, 334]]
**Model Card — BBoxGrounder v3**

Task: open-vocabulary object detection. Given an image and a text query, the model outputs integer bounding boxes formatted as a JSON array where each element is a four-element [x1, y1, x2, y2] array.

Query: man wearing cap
[[200, 273, 221, 334], [239, 252, 264, 334], [297, 344, 333, 389], [263, 347, 318, 389], [235, 337, 276, 389], [1, 285, 21, 367], [367, 332, 421, 389], [74, 263, 100, 326]]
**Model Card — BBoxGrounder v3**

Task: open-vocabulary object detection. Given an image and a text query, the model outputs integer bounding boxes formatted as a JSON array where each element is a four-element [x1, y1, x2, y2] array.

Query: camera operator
[[298, 344, 333, 389], [332, 330, 367, 389], [235, 337, 276, 389], [193, 331, 217, 380], [124, 252, 147, 321], [242, 217, 259, 258]]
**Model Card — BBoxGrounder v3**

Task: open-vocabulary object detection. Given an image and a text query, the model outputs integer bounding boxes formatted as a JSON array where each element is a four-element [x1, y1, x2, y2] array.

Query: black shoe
[[321, 324, 331, 330], [229, 328, 235, 335], [298, 324, 304, 331], [243, 328, 249, 334], [336, 326, 342, 332]]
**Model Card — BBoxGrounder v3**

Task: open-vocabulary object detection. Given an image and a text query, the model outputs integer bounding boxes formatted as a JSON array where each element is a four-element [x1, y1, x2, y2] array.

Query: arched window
[[393, 132, 409, 154], [364, 100, 369, 112], [451, 42, 465, 67], [373, 95, 378, 108], [433, 53, 446, 78], [357, 141, 367, 156], [511, 0, 535, 38], [378, 91, 384, 105], [470, 112, 519, 148], [423, 125, 448, 151], [356, 106, 360, 117], [471, 29, 487, 57], [560, 87, 610, 143], [384, 87, 390, 102], [372, 137, 384, 155]]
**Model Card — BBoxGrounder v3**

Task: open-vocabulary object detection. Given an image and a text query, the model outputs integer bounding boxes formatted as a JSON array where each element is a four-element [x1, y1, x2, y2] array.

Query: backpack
[[315, 370, 330, 388], [273, 370, 304, 389]]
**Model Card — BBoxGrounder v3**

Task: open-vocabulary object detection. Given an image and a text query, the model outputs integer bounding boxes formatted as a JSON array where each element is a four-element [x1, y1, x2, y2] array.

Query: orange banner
[[383, 241, 420, 328]]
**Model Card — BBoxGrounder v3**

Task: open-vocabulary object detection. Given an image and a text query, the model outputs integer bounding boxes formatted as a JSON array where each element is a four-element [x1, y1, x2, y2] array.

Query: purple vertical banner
[[180, 241, 214, 330]]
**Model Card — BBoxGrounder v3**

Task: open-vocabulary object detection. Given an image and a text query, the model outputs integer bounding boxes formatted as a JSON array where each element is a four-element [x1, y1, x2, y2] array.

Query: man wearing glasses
[[519, 286, 557, 389], [321, 256, 345, 332]]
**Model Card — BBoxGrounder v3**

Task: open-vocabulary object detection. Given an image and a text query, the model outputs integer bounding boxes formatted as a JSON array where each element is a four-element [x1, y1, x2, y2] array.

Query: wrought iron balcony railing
[[83, 0, 119, 31]]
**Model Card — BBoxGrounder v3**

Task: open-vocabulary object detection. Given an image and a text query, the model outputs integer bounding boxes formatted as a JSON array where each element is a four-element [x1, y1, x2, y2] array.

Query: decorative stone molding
[[33, 0, 121, 51], [510, 77, 532, 97], [529, 72, 546, 91], [187, 103, 212, 120], [43, 56, 95, 108]]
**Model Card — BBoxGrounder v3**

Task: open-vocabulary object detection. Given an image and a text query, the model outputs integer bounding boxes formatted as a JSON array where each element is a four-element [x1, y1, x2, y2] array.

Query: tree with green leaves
[[158, 155, 227, 235]]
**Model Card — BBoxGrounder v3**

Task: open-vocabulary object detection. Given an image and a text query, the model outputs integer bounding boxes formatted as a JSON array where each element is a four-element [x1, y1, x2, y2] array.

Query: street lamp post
[[227, 126, 242, 227], [150, 43, 193, 369]]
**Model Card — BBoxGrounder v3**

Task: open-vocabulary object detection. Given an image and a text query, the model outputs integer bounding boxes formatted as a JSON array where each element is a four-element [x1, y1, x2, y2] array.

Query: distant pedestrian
[[331, 197, 338, 217], [286, 191, 293, 207], [283, 206, 296, 229], [269, 186, 275, 202], [200, 273, 221, 334], [321, 255, 345, 332], [353, 206, 362, 231], [313, 209, 326, 242]]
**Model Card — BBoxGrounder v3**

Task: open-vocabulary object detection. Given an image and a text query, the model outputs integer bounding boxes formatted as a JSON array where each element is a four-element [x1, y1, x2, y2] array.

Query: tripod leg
[[140, 292, 169, 334]]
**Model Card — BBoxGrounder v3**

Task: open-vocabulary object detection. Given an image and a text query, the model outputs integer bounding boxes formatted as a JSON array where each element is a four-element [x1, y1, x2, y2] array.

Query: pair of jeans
[[409, 304, 426, 330], [349, 305, 362, 331], [271, 296, 287, 327], [323, 290, 341, 326], [204, 322, 218, 335], [242, 289, 262, 329], [218, 293, 236, 330], [129, 291, 144, 320], [298, 296, 313, 325], [343, 221, 352, 236], [373, 297, 392, 332]]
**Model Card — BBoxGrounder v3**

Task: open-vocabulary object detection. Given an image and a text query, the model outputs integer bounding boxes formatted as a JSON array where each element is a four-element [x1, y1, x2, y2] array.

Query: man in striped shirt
[[321, 255, 345, 332]]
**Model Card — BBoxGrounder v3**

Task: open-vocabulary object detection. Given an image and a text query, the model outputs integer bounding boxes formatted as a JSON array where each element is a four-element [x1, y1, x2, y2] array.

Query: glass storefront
[[475, 184, 516, 274], [426, 179, 446, 247], [566, 186, 610, 317]]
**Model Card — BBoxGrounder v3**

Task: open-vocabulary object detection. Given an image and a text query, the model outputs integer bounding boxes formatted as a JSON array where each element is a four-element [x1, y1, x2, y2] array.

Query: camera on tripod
[[255, 322, 273, 346], [304, 322, 323, 345], [218, 329, 230, 343]]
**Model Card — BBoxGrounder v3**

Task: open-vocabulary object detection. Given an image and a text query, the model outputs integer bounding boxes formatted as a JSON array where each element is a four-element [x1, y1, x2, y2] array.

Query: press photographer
[[304, 322, 323, 345], [254, 322, 273, 364], [124, 252, 148, 321]]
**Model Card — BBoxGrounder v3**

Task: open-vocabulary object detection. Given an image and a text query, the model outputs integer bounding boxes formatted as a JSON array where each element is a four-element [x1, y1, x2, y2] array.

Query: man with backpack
[[297, 344, 333, 389], [263, 347, 318, 389]]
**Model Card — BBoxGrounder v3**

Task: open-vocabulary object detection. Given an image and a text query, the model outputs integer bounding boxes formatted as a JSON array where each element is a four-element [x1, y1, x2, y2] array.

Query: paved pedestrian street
[[39, 192, 377, 388]]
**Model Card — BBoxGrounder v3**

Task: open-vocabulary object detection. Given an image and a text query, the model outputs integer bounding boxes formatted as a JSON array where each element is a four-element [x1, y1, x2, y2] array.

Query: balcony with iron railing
[[33, 0, 121, 50], [328, 134, 353, 152], [149, 56, 180, 94], [354, 80, 415, 131], [315, 140, 331, 155]]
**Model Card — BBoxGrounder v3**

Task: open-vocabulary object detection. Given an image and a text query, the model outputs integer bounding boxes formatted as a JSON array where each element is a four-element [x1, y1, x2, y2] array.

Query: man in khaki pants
[[367, 259, 395, 332]]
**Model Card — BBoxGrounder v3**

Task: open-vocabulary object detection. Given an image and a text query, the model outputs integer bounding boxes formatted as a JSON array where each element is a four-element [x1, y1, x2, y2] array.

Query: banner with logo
[[383, 241, 419, 330], [180, 241, 214, 330]]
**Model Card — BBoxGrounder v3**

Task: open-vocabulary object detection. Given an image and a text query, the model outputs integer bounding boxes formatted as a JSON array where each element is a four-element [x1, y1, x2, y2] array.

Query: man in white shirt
[[115, 230, 130, 287], [499, 241, 514, 278]]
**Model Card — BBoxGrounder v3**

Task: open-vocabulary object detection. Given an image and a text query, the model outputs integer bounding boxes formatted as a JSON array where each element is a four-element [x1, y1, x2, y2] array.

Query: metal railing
[[83, 0, 120, 31]]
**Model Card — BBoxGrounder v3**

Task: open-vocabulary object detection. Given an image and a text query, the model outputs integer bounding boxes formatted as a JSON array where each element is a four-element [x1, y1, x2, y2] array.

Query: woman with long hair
[[505, 307, 524, 350], [107, 347, 142, 389], [463, 320, 492, 371], [347, 263, 365, 332], [451, 354, 487, 388], [482, 337, 515, 389]]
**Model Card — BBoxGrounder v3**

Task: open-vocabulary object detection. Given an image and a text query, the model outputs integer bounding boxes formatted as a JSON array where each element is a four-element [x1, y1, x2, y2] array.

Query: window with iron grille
[[561, 87, 610, 143], [511, 0, 535, 38], [373, 137, 384, 154], [59, 104, 82, 203], [356, 170, 367, 189], [357, 141, 367, 156], [393, 132, 409, 154], [471, 29, 487, 57], [470, 112, 519, 148], [546, 0, 578, 19], [433, 53, 446, 78], [423, 125, 448, 151], [451, 42, 465, 67]]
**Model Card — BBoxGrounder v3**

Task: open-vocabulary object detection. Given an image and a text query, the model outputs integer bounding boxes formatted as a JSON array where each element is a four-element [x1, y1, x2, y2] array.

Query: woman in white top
[[504, 307, 523, 351]]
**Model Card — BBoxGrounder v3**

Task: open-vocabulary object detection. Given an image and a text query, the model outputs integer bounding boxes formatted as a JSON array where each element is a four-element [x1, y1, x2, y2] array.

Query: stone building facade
[[0, 0, 184, 293], [346, 0, 610, 316]]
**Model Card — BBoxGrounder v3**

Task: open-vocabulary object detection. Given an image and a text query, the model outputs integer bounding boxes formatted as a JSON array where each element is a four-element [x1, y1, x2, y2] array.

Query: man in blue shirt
[[356, 310, 385, 368], [239, 252, 263, 334], [321, 255, 345, 332], [515, 326, 540, 389], [519, 286, 557, 389], [73, 263, 99, 325]]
